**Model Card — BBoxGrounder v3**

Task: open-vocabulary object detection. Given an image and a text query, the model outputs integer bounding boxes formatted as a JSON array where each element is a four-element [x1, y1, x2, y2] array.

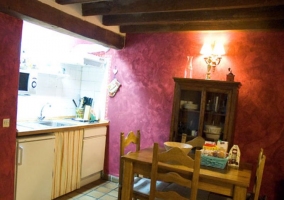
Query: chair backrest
[[149, 143, 201, 200], [120, 130, 141, 157], [186, 136, 205, 149], [119, 130, 141, 200], [253, 148, 266, 200]]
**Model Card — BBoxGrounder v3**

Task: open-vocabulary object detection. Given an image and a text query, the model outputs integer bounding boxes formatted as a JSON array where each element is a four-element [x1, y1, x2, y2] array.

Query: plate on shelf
[[184, 103, 198, 110]]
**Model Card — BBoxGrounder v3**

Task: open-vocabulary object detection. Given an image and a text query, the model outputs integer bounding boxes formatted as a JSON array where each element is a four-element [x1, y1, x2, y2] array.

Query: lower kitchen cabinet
[[15, 125, 108, 199], [52, 129, 84, 199], [81, 126, 107, 186], [15, 133, 55, 200]]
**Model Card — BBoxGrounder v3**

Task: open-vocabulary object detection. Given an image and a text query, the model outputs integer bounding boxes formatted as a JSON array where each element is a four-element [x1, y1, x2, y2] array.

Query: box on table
[[201, 141, 229, 169], [201, 154, 228, 169]]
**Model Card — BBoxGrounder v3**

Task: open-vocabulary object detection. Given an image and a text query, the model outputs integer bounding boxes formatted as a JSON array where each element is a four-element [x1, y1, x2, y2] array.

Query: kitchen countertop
[[17, 118, 109, 137]]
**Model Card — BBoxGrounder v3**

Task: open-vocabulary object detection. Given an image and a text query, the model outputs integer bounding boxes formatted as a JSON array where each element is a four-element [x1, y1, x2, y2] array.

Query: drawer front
[[84, 126, 107, 138]]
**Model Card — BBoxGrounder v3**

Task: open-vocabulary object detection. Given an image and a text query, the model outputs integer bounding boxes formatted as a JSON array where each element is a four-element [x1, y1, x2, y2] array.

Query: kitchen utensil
[[88, 98, 93, 106], [83, 97, 88, 106], [72, 99, 77, 107], [78, 98, 84, 108]]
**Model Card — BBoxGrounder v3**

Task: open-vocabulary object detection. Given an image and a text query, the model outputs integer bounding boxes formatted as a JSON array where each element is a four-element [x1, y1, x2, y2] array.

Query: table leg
[[121, 159, 134, 200], [233, 185, 247, 200]]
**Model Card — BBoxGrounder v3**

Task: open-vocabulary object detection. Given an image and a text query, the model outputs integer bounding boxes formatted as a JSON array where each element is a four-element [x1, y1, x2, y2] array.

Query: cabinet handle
[[18, 146, 23, 165]]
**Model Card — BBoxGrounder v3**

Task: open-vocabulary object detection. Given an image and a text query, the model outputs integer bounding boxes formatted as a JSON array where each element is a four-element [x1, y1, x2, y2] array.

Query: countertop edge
[[17, 120, 109, 137]]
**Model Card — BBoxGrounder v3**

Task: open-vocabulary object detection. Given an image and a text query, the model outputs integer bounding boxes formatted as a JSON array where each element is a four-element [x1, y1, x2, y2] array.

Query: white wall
[[17, 21, 109, 121]]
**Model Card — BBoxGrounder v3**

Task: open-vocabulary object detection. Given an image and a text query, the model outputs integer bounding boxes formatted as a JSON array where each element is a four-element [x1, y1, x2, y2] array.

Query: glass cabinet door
[[177, 89, 202, 142], [203, 91, 229, 141]]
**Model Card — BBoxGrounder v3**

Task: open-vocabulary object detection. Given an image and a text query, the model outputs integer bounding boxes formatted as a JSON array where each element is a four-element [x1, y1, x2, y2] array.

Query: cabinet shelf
[[182, 109, 200, 113], [170, 78, 241, 148], [205, 111, 226, 116]]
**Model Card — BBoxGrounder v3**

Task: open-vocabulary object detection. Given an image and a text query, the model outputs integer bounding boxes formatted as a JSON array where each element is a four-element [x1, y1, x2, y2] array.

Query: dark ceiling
[[56, 0, 284, 33], [1, 0, 284, 49]]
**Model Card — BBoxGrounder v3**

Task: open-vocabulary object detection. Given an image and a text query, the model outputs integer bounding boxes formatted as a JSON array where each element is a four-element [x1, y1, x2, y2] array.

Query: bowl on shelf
[[183, 102, 198, 110], [204, 125, 222, 134], [205, 132, 221, 140], [164, 141, 192, 154]]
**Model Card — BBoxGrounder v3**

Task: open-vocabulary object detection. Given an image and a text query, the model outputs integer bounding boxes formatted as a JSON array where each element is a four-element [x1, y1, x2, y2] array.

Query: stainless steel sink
[[37, 121, 74, 127]]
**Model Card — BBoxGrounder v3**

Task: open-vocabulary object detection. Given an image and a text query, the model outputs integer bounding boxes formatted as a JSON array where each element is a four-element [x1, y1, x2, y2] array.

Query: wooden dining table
[[121, 147, 252, 200]]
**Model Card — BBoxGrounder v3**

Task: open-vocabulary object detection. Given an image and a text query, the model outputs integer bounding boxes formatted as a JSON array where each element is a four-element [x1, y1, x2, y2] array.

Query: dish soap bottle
[[228, 145, 241, 168]]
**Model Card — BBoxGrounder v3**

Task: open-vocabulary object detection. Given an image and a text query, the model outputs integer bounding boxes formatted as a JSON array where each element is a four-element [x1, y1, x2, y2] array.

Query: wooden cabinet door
[[81, 135, 106, 178], [170, 78, 241, 148]]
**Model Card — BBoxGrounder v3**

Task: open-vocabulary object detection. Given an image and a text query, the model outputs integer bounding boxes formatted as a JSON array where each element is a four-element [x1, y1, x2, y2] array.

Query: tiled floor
[[53, 178, 217, 200], [55, 179, 119, 200]]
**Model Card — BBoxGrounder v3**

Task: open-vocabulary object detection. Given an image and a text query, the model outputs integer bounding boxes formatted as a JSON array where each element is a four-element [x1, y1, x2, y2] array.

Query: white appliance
[[18, 70, 37, 95], [15, 134, 55, 200], [81, 127, 106, 186]]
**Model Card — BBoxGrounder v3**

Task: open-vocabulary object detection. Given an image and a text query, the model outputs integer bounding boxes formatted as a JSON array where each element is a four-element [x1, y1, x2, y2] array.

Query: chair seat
[[163, 183, 210, 200], [133, 178, 170, 197]]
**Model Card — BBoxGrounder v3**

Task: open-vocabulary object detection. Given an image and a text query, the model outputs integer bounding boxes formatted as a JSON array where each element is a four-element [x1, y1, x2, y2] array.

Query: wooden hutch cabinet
[[169, 78, 241, 148]]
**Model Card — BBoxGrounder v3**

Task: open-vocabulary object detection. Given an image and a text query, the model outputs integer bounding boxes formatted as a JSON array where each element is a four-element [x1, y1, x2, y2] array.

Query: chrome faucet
[[38, 103, 51, 121]]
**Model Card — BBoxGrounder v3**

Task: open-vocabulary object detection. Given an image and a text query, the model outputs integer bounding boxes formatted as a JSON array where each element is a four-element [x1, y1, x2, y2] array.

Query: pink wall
[[106, 31, 284, 199], [0, 13, 22, 200]]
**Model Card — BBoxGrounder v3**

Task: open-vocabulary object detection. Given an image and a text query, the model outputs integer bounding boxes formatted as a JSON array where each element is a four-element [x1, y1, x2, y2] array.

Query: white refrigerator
[[15, 133, 55, 200]]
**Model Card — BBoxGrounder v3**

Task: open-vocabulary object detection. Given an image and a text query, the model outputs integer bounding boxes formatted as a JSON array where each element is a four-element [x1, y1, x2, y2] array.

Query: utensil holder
[[76, 108, 84, 119]]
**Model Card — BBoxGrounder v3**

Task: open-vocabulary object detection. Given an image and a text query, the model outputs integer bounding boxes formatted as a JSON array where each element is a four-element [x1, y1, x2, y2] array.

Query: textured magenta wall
[[0, 13, 22, 200], [106, 31, 284, 199]]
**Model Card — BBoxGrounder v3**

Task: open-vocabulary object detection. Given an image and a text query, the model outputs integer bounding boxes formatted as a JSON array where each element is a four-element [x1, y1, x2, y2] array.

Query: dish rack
[[201, 154, 228, 169]]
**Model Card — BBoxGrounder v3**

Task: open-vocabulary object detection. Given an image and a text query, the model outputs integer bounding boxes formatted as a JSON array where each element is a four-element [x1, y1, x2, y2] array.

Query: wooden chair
[[186, 136, 205, 150], [119, 130, 151, 200], [248, 148, 266, 200], [149, 143, 202, 200], [208, 148, 266, 200]]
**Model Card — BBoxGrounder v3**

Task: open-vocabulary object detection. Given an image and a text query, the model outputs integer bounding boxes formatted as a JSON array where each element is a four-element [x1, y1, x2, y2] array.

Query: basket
[[201, 154, 228, 169]]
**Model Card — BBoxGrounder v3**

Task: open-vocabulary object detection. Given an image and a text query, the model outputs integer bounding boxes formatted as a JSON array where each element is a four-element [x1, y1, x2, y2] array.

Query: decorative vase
[[184, 56, 193, 78]]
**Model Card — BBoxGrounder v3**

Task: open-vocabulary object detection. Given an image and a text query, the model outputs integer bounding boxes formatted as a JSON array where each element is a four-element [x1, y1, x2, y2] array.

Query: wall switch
[[3, 118, 10, 127]]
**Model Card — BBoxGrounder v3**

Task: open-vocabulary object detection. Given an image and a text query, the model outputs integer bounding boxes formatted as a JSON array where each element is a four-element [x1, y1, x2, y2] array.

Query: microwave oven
[[18, 70, 37, 95]]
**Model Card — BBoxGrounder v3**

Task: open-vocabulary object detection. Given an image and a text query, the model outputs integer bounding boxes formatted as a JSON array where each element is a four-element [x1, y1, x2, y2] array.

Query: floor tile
[[95, 186, 113, 194], [76, 195, 96, 200], [86, 190, 105, 198], [99, 194, 117, 200], [54, 180, 118, 200]]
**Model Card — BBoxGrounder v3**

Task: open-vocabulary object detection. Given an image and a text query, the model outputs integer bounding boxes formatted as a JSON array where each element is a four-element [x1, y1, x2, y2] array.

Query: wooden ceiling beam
[[55, 0, 112, 5], [82, 0, 284, 16], [103, 6, 284, 26], [120, 19, 284, 33], [0, 0, 124, 49]]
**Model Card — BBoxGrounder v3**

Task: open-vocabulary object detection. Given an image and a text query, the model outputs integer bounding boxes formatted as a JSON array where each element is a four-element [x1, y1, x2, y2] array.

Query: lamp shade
[[212, 42, 225, 55], [200, 43, 212, 55]]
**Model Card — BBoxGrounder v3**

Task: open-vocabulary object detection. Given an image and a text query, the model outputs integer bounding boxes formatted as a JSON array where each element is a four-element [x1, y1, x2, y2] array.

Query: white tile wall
[[17, 61, 109, 121]]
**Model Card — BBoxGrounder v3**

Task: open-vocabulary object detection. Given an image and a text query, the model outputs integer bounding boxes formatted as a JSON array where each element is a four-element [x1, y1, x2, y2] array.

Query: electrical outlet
[[3, 118, 10, 127]]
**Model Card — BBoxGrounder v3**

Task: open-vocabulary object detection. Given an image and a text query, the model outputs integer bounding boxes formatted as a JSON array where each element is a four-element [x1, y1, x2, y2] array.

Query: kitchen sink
[[37, 121, 75, 127]]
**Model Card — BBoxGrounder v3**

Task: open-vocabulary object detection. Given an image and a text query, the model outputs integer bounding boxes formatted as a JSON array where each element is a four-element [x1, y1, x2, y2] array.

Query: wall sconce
[[200, 42, 225, 80]]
